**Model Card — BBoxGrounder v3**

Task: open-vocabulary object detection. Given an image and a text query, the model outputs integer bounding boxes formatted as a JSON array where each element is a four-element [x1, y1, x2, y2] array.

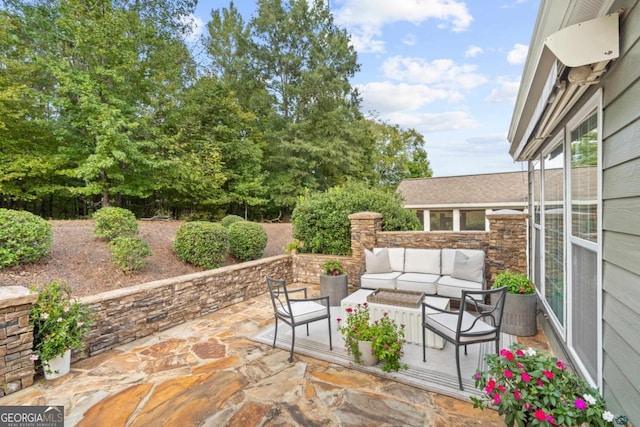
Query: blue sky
[[190, 0, 539, 177]]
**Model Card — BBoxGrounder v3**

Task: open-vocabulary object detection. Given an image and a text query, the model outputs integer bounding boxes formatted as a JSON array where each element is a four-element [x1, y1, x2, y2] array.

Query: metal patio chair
[[266, 275, 332, 362]]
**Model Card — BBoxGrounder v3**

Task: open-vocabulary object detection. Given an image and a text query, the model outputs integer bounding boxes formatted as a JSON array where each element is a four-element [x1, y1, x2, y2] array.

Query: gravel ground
[[0, 220, 293, 297]]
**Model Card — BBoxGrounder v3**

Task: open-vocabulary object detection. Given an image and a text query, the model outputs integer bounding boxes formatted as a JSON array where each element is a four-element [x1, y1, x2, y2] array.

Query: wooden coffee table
[[340, 289, 449, 348]]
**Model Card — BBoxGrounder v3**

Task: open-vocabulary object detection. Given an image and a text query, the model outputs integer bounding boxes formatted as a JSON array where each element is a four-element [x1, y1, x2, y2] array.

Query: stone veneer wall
[[79, 255, 292, 359], [348, 210, 528, 288], [0, 287, 37, 397], [293, 254, 358, 293]]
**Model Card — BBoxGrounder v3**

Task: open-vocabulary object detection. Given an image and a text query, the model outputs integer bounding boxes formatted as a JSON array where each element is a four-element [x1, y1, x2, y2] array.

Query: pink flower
[[534, 409, 548, 421], [514, 390, 521, 400], [63, 306, 70, 312], [492, 393, 501, 404], [515, 349, 525, 357], [543, 370, 554, 380], [524, 403, 531, 410], [575, 398, 587, 410], [500, 349, 514, 360], [56, 317, 63, 323], [485, 379, 496, 394], [504, 369, 514, 378], [30, 354, 39, 361], [516, 362, 524, 369], [556, 360, 567, 370], [521, 372, 531, 382], [346, 308, 353, 313], [497, 385, 506, 393], [337, 318, 342, 323], [537, 380, 544, 387]]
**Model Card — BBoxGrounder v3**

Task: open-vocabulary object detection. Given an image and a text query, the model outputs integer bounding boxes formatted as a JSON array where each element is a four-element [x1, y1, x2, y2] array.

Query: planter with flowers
[[493, 271, 537, 336], [472, 343, 626, 427], [29, 280, 94, 379], [337, 302, 408, 372], [320, 259, 348, 307]]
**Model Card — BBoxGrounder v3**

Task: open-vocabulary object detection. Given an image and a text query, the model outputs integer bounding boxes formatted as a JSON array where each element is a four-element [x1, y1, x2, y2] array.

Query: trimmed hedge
[[93, 207, 138, 240], [108, 236, 152, 273], [172, 221, 229, 269], [291, 181, 421, 255], [221, 215, 245, 228], [0, 209, 53, 268], [228, 221, 267, 261]]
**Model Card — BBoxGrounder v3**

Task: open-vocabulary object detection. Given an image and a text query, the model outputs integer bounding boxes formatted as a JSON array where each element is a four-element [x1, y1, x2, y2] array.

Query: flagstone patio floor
[[0, 284, 549, 426]]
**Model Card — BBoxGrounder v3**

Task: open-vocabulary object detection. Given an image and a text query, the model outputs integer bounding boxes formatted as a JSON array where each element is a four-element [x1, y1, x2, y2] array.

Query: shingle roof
[[397, 171, 529, 207]]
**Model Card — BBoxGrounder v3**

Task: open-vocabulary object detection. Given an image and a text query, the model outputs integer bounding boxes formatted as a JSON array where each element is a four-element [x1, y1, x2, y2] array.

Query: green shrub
[[0, 209, 53, 268], [221, 214, 245, 228], [172, 221, 229, 269], [228, 221, 267, 261], [108, 236, 152, 273], [291, 182, 420, 255], [93, 207, 138, 240]]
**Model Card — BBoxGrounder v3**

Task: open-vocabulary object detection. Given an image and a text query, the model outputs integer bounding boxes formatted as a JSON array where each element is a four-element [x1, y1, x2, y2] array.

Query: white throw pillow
[[365, 248, 392, 274], [452, 250, 484, 283]]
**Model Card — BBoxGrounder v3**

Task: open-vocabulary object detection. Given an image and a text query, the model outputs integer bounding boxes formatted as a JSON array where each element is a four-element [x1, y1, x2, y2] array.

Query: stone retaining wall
[[79, 255, 292, 359], [0, 287, 37, 397]]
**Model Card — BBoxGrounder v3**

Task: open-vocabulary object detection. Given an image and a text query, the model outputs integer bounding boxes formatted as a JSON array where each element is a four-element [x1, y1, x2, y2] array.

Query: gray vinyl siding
[[600, 0, 640, 422]]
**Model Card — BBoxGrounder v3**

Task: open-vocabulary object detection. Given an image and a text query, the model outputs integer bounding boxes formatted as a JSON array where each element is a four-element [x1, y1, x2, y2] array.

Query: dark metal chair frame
[[266, 275, 332, 362], [421, 286, 507, 390]]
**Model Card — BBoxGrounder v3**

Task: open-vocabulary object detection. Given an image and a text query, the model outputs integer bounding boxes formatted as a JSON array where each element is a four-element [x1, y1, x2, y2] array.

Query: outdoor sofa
[[360, 248, 485, 298]]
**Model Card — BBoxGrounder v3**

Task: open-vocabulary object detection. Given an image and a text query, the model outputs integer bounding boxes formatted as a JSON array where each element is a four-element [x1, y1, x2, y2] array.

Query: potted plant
[[285, 239, 303, 254], [492, 271, 537, 336], [337, 303, 408, 372], [29, 280, 94, 379], [471, 343, 624, 427], [320, 258, 348, 306]]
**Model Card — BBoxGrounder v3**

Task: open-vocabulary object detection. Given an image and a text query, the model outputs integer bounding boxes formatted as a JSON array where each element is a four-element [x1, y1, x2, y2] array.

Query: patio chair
[[421, 286, 507, 390], [266, 275, 332, 362]]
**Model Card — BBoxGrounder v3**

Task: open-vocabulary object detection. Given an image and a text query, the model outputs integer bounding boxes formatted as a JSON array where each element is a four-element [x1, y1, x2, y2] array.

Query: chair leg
[[464, 344, 468, 355], [456, 345, 463, 391], [272, 318, 278, 348], [289, 325, 295, 363], [422, 327, 426, 362], [327, 317, 333, 350], [306, 324, 310, 336]]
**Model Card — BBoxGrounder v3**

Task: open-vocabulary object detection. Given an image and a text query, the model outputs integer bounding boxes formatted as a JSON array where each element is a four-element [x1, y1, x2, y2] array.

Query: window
[[570, 113, 598, 243], [430, 210, 453, 231], [460, 210, 485, 231]]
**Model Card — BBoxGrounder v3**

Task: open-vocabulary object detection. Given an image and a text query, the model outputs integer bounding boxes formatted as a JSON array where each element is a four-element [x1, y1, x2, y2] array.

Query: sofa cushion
[[452, 250, 484, 283], [436, 275, 483, 298], [395, 273, 438, 294], [441, 249, 484, 276], [365, 248, 392, 274], [404, 248, 441, 274], [360, 272, 401, 290], [376, 247, 405, 272]]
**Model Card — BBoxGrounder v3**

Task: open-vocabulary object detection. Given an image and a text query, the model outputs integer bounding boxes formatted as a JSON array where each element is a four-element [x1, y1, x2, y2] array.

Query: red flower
[[492, 393, 501, 404], [534, 409, 548, 421], [504, 369, 514, 378], [521, 372, 531, 382], [485, 379, 496, 394], [515, 349, 525, 357], [514, 389, 521, 400], [346, 308, 353, 313], [543, 370, 554, 380], [500, 349, 515, 360]]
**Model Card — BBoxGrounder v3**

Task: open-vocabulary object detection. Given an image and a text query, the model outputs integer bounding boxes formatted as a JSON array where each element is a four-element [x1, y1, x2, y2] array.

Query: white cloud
[[402, 33, 417, 46], [381, 56, 487, 90], [334, 0, 472, 52], [465, 45, 483, 58], [180, 14, 204, 43], [486, 77, 521, 103], [358, 81, 458, 113], [386, 111, 481, 133], [507, 43, 529, 65]]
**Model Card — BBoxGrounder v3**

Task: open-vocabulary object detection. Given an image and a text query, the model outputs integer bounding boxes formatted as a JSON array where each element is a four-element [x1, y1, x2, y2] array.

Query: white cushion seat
[[423, 311, 497, 343], [435, 275, 483, 298], [361, 271, 402, 289], [278, 301, 332, 323], [396, 273, 439, 293]]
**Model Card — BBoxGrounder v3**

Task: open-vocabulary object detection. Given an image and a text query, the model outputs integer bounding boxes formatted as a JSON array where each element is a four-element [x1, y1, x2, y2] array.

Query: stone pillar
[[0, 286, 38, 396], [348, 211, 383, 289], [487, 210, 528, 286]]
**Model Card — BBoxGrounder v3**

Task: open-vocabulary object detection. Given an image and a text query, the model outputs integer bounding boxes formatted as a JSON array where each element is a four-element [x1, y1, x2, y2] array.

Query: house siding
[[600, 0, 640, 421]]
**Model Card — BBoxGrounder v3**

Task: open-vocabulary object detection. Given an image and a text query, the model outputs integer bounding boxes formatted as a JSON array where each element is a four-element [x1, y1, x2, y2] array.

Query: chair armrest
[[287, 287, 308, 298], [290, 295, 330, 305], [421, 300, 458, 315]]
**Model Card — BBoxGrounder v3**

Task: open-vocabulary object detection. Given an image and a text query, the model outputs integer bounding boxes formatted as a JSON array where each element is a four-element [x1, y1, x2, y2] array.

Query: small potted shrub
[[29, 281, 94, 379], [492, 271, 537, 336], [320, 259, 348, 306], [471, 343, 624, 426], [337, 302, 408, 372]]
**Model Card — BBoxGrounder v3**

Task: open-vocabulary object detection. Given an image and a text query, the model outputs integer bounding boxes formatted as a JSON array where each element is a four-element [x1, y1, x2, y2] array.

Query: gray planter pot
[[319, 274, 348, 307], [501, 292, 537, 336]]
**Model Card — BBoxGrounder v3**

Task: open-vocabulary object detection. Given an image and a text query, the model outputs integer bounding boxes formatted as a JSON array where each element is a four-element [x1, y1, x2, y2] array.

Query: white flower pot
[[357, 340, 378, 366], [43, 349, 71, 380]]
